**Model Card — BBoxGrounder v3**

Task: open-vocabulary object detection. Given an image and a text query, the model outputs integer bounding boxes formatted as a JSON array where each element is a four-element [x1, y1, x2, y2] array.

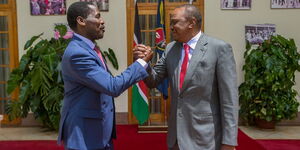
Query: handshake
[[133, 44, 154, 62]]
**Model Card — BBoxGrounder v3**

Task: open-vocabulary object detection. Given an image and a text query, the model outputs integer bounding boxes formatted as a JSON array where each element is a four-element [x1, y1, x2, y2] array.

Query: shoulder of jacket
[[204, 34, 233, 57], [166, 41, 180, 51], [65, 40, 90, 56], [204, 34, 229, 46]]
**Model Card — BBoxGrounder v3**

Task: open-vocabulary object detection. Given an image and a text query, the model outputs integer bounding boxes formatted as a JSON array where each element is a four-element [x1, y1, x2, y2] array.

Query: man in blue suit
[[57, 2, 153, 150]]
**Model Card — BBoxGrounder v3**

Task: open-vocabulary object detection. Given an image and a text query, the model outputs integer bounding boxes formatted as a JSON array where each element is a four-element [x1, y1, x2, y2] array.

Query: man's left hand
[[221, 144, 235, 150]]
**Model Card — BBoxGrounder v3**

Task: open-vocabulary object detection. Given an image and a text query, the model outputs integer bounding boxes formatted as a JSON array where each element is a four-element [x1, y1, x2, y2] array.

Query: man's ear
[[188, 17, 197, 29], [76, 16, 86, 26]]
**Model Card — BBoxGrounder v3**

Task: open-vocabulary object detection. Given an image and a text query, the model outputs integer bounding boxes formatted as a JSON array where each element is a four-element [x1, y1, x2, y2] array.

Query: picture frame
[[221, 0, 252, 10], [271, 0, 300, 8], [80, 0, 109, 11], [245, 24, 276, 45], [30, 0, 66, 16]]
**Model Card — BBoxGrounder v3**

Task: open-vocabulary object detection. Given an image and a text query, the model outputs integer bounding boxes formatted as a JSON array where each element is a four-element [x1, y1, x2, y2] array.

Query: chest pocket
[[192, 60, 216, 86]]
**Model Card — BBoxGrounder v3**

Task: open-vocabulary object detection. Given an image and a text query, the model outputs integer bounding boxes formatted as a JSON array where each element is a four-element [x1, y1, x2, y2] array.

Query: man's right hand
[[133, 44, 153, 62]]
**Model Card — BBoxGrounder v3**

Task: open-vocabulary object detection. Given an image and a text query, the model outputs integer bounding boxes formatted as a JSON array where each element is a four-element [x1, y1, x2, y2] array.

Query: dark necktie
[[179, 43, 190, 89]]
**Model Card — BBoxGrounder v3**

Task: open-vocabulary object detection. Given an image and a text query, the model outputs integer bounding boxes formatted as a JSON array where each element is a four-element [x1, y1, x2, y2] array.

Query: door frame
[[0, 0, 20, 125]]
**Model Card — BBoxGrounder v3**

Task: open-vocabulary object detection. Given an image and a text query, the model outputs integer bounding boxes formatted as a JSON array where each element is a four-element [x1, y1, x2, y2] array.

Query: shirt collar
[[185, 30, 202, 49], [74, 33, 95, 50]]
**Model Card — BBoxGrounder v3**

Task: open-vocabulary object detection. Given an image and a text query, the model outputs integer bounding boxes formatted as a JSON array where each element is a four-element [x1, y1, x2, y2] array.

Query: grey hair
[[176, 4, 202, 29]]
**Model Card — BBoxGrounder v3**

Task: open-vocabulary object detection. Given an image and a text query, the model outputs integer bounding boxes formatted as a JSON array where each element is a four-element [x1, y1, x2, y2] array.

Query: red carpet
[[113, 125, 167, 150], [257, 140, 300, 150], [0, 125, 298, 150], [236, 128, 265, 150]]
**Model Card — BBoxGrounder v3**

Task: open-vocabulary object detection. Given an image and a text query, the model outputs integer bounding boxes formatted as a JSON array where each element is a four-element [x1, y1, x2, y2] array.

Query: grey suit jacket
[[144, 34, 239, 150]]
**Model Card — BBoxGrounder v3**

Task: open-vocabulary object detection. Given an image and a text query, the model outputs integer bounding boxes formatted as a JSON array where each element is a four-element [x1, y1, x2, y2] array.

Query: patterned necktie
[[94, 46, 106, 70], [179, 43, 190, 90]]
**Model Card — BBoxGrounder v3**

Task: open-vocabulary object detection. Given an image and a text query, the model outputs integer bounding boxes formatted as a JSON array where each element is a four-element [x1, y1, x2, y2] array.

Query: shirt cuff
[[136, 58, 148, 68]]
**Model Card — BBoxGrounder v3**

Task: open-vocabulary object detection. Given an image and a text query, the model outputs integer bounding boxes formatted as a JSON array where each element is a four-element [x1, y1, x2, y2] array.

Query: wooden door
[[0, 0, 19, 125]]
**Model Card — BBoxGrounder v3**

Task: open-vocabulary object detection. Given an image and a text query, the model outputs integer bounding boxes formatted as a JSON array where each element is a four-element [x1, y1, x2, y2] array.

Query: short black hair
[[177, 4, 202, 30], [67, 1, 94, 30]]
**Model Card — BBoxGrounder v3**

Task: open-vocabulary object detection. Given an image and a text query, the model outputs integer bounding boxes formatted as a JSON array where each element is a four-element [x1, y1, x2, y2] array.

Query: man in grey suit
[[134, 4, 238, 150]]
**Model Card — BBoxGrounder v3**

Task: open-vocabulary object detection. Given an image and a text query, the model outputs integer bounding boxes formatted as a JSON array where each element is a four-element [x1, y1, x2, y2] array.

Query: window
[[0, 0, 19, 125]]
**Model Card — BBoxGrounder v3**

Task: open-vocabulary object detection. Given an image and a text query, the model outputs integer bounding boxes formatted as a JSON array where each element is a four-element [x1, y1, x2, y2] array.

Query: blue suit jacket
[[57, 36, 148, 150]]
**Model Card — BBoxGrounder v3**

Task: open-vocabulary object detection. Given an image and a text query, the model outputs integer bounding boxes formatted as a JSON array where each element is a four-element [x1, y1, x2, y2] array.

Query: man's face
[[84, 5, 105, 41], [170, 7, 191, 43]]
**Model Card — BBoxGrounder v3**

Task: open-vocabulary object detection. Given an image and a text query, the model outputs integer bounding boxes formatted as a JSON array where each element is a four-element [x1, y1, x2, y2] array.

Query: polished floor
[[0, 125, 299, 141]]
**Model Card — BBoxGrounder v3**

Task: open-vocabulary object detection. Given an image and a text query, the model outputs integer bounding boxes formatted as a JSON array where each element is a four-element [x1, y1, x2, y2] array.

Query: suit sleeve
[[143, 44, 170, 88], [69, 50, 148, 97], [216, 42, 239, 146]]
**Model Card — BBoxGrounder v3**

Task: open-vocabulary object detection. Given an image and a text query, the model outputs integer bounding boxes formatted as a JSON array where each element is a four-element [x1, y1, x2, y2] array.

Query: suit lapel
[[73, 36, 107, 70], [170, 42, 182, 92], [180, 34, 208, 93]]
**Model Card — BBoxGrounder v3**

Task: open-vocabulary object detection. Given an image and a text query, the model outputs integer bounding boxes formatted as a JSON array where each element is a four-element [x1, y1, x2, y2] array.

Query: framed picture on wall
[[30, 0, 66, 15], [221, 0, 252, 9], [245, 24, 276, 45], [271, 0, 300, 8], [80, 0, 109, 11]]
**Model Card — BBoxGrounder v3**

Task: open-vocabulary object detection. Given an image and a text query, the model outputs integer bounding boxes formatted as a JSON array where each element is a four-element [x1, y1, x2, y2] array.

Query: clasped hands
[[133, 44, 153, 62]]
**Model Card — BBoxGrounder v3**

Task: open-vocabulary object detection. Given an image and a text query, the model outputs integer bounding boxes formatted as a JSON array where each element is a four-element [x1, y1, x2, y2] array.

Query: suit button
[[102, 102, 106, 105], [178, 113, 183, 117], [178, 110, 183, 117], [110, 108, 113, 112]]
